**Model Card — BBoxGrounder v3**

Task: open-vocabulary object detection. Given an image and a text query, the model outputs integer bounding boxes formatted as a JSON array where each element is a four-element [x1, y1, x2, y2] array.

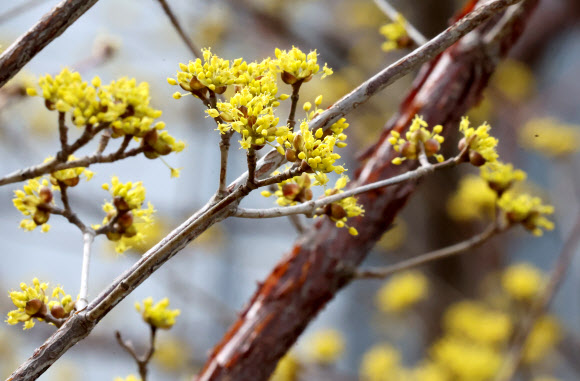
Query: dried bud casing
[[469, 151, 486, 167], [25, 299, 45, 316], [51, 305, 66, 319]]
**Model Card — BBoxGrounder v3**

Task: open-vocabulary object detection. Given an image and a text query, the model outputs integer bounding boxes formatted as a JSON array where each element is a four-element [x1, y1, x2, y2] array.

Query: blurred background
[[0, 0, 580, 380]]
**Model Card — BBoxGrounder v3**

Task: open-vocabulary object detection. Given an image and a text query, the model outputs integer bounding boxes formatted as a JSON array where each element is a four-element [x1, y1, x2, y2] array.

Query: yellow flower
[[447, 175, 497, 221], [270, 353, 299, 381], [444, 301, 512, 346], [46, 155, 94, 187], [389, 115, 444, 164], [501, 263, 544, 301], [458, 116, 499, 166], [523, 315, 561, 364], [171, 48, 236, 94], [153, 336, 190, 371], [431, 336, 501, 381], [322, 176, 364, 235], [98, 177, 156, 253], [6, 279, 74, 329], [274, 46, 332, 84], [375, 271, 428, 313], [135, 297, 180, 330], [519, 118, 580, 157], [305, 329, 345, 365], [491, 59, 535, 102], [359, 343, 401, 381], [480, 161, 526, 194], [497, 191, 554, 236], [114, 375, 140, 381], [12, 178, 53, 232], [379, 14, 410, 52]]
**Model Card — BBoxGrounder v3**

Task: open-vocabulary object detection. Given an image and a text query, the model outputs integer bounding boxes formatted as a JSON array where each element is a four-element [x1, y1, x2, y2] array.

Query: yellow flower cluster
[[305, 329, 345, 365], [27, 69, 184, 157], [524, 315, 560, 363], [447, 175, 497, 221], [519, 118, 580, 157], [501, 263, 544, 301], [100, 177, 155, 253], [279, 118, 348, 185], [444, 301, 512, 346], [480, 161, 526, 195], [458, 117, 498, 166], [6, 278, 74, 329], [375, 270, 428, 313], [275, 46, 333, 84], [261, 172, 314, 207], [379, 14, 411, 52], [208, 88, 284, 149], [321, 176, 364, 235], [360, 343, 401, 381], [389, 115, 445, 165], [12, 178, 54, 232], [497, 192, 554, 236], [135, 297, 180, 330]]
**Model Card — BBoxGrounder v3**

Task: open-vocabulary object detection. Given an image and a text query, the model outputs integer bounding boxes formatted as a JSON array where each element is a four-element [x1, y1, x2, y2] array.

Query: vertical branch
[[246, 148, 257, 185], [286, 82, 302, 131], [155, 0, 202, 58], [57, 112, 69, 161], [77, 231, 95, 311]]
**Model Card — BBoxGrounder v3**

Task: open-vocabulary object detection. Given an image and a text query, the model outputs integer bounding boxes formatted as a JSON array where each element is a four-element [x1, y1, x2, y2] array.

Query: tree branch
[[0, 0, 101, 88]]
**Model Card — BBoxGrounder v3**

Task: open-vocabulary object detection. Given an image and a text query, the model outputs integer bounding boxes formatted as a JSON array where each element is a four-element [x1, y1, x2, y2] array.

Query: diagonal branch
[[0, 0, 101, 88]]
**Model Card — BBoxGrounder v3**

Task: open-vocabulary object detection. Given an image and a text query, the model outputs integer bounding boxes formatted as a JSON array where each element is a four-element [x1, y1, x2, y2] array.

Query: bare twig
[[287, 82, 302, 131], [155, 0, 202, 58], [77, 232, 95, 311], [235, 155, 457, 219], [0, 0, 101, 88], [246, 148, 257, 185], [355, 222, 501, 279], [57, 112, 68, 159], [373, 0, 428, 46], [116, 326, 158, 381]]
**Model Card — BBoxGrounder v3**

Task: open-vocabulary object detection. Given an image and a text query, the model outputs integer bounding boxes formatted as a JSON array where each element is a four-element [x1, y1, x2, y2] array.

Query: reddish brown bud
[[124, 224, 138, 238], [33, 209, 50, 225], [293, 134, 304, 152], [214, 86, 227, 94], [62, 176, 80, 187], [113, 196, 130, 212], [39, 187, 53, 204], [282, 183, 300, 198], [106, 231, 122, 241], [424, 139, 440, 156], [50, 305, 66, 319], [281, 71, 298, 85], [469, 151, 486, 167], [458, 137, 467, 152], [25, 299, 45, 316], [189, 76, 206, 90], [400, 141, 416, 158], [285, 148, 297, 162], [118, 211, 134, 228], [143, 129, 158, 147], [330, 204, 347, 220]]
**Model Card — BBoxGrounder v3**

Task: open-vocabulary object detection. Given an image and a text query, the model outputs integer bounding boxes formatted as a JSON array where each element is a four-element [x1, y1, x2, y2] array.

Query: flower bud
[[189, 76, 205, 90], [113, 196, 130, 212], [469, 151, 486, 167], [293, 134, 304, 151], [424, 139, 440, 156], [25, 299, 45, 316], [281, 71, 298, 85], [118, 211, 134, 228], [329, 204, 347, 220], [33, 209, 50, 225], [401, 141, 416, 158], [214, 85, 227, 94], [285, 148, 297, 162], [106, 231, 122, 241], [50, 305, 66, 319], [39, 187, 53, 204], [63, 176, 80, 187], [124, 224, 138, 238], [282, 183, 300, 198]]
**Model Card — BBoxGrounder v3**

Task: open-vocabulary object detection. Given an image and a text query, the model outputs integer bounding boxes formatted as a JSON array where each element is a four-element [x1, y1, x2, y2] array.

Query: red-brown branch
[[196, 1, 539, 380]]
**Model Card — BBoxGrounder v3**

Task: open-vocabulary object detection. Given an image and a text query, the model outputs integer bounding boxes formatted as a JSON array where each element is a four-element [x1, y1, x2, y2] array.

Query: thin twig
[[115, 326, 157, 381], [0, 0, 101, 88], [246, 148, 257, 185], [155, 0, 202, 58], [77, 232, 95, 311], [355, 222, 500, 279], [57, 112, 68, 159], [373, 0, 428, 46], [286, 82, 302, 131], [235, 155, 456, 219]]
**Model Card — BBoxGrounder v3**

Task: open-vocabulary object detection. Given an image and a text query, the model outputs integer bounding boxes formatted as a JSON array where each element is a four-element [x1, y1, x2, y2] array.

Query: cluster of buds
[[275, 47, 333, 85], [380, 14, 412, 52], [135, 297, 180, 330], [497, 192, 554, 236], [100, 177, 155, 253], [13, 178, 55, 232], [142, 128, 185, 159], [6, 279, 75, 329], [319, 177, 364, 236], [262, 173, 314, 207], [457, 117, 498, 167], [389, 115, 445, 165]]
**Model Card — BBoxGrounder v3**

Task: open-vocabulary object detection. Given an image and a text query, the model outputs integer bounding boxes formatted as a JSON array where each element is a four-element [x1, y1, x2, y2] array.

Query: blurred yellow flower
[[447, 175, 497, 221], [491, 59, 535, 102], [153, 336, 190, 372], [520, 118, 580, 157], [359, 343, 401, 381], [501, 263, 544, 301], [270, 353, 299, 381], [135, 297, 180, 330], [304, 329, 345, 365], [523, 315, 561, 364], [444, 301, 512, 346], [376, 271, 428, 313]]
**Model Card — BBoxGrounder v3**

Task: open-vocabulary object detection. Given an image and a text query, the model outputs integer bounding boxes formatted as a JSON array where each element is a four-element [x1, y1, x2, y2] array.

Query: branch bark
[[0, 0, 100, 89], [196, 1, 538, 380]]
